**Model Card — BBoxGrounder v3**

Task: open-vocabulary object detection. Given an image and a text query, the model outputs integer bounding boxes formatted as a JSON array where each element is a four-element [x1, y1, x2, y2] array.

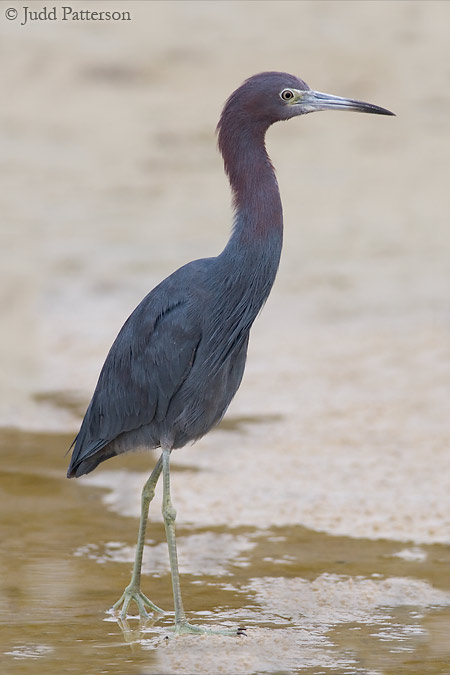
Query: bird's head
[[221, 71, 394, 128]]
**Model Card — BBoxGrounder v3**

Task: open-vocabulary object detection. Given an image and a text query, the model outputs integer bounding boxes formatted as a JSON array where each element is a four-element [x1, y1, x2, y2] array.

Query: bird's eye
[[280, 89, 295, 101]]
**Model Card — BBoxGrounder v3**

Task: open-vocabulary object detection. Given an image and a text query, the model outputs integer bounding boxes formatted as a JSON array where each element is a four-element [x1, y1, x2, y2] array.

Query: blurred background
[[1, 0, 448, 431], [1, 2, 449, 674]]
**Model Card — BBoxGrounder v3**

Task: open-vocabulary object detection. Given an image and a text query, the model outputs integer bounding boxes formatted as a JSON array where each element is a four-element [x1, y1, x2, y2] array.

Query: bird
[[67, 71, 394, 635]]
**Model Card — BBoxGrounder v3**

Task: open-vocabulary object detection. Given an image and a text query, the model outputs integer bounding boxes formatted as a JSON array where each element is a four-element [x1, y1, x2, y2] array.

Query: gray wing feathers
[[68, 294, 201, 473]]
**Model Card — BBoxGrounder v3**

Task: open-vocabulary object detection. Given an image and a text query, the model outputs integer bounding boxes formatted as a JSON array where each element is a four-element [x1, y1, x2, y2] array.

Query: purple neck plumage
[[214, 97, 283, 322], [217, 104, 283, 246]]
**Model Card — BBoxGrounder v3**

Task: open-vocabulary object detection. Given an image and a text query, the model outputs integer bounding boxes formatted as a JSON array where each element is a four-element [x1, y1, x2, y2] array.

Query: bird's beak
[[300, 89, 395, 116]]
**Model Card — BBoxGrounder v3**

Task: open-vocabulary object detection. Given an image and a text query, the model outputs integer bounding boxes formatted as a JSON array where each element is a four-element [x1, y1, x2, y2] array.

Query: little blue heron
[[68, 72, 393, 635]]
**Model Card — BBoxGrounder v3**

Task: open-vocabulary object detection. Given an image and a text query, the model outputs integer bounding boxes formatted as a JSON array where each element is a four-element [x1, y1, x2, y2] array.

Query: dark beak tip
[[363, 106, 395, 117], [364, 104, 395, 117]]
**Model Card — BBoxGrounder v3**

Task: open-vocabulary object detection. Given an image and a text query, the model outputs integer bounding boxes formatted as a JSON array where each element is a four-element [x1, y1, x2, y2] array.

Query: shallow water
[[1, 428, 450, 674]]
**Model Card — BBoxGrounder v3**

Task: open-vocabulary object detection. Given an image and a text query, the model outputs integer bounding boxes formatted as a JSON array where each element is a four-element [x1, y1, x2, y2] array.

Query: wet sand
[[1, 1, 449, 673]]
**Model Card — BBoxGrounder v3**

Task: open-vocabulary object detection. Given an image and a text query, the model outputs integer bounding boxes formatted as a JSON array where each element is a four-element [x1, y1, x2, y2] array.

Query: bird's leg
[[113, 454, 165, 620], [161, 448, 243, 636], [161, 448, 188, 629]]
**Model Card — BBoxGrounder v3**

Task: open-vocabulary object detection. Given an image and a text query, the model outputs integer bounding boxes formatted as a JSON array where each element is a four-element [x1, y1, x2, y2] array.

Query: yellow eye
[[280, 89, 295, 102]]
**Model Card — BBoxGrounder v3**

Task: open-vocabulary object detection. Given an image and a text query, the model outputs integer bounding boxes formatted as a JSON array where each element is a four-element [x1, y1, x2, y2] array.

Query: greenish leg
[[113, 455, 165, 620], [161, 448, 244, 636]]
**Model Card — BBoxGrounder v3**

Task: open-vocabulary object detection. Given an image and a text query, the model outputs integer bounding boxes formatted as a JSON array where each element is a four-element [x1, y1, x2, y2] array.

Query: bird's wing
[[68, 290, 201, 473]]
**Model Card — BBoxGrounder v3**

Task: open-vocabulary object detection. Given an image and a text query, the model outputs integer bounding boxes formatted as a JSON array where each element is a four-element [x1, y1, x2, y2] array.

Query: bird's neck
[[218, 119, 283, 287], [220, 120, 283, 242], [204, 118, 284, 355]]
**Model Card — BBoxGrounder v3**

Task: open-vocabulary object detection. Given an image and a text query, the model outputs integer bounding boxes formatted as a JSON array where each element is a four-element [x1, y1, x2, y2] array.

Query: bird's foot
[[112, 585, 165, 620], [171, 620, 246, 637]]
